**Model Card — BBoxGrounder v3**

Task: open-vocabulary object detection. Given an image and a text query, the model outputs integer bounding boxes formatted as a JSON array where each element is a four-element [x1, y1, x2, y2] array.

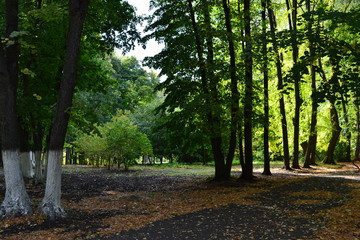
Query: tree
[[146, 0, 242, 180], [36, 0, 140, 219], [0, 0, 33, 219], [303, 0, 318, 168], [40, 0, 90, 220], [221, 0, 240, 178], [267, 0, 291, 170], [261, 0, 271, 175], [187, 0, 225, 176], [323, 100, 341, 164], [288, 0, 302, 169], [76, 112, 153, 170], [103, 113, 153, 170], [241, 0, 255, 179]]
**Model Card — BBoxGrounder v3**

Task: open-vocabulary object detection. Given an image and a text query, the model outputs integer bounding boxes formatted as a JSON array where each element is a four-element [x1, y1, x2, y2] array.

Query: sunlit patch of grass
[[316, 163, 344, 169], [130, 164, 216, 177]]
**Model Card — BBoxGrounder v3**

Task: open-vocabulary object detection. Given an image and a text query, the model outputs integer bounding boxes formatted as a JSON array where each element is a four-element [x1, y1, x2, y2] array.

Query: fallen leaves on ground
[[314, 182, 360, 240], [0, 164, 359, 240]]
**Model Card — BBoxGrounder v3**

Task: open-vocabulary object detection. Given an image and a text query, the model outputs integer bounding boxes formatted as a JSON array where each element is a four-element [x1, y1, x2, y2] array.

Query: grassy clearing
[[62, 161, 286, 178]]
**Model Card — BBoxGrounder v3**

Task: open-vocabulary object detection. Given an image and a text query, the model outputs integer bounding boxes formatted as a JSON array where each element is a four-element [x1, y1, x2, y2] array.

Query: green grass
[[62, 160, 287, 178]]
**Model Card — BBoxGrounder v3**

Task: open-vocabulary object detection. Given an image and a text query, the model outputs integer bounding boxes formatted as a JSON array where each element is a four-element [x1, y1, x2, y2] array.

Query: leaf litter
[[0, 164, 359, 239]]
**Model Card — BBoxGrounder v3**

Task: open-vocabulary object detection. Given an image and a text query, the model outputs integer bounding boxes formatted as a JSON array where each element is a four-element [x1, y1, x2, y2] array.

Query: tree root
[[352, 159, 360, 173], [40, 202, 67, 221], [0, 198, 33, 220]]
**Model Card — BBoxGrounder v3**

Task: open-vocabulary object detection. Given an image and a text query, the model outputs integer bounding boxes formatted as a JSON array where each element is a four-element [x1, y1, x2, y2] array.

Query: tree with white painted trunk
[[39, 0, 90, 220], [0, 0, 32, 219]]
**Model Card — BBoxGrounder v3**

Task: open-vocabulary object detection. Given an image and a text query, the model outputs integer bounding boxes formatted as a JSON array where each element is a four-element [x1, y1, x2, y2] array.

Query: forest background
[[0, 0, 360, 221]]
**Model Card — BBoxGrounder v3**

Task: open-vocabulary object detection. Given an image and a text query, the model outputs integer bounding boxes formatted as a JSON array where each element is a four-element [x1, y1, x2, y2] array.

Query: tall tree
[[202, 0, 226, 173], [355, 99, 360, 159], [146, 0, 241, 180], [40, 0, 90, 220], [242, 0, 255, 179], [303, 0, 318, 168], [187, 0, 229, 180], [261, 0, 271, 175], [221, 0, 240, 178], [0, 0, 33, 219], [323, 100, 341, 164], [288, 0, 302, 169], [267, 0, 291, 170]]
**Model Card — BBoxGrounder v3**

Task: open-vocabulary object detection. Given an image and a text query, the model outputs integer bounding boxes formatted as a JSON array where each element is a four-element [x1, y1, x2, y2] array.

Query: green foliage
[[70, 56, 160, 134], [9, 0, 140, 155], [85, 0, 140, 53], [75, 111, 152, 170]]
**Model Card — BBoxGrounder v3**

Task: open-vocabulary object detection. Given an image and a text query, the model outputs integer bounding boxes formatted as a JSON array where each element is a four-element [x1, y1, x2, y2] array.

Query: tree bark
[[340, 94, 351, 162], [355, 100, 360, 159], [188, 0, 231, 180], [222, 0, 240, 177], [33, 124, 44, 183], [289, 0, 301, 169], [202, 0, 227, 180], [238, 121, 245, 173], [323, 101, 341, 164], [241, 0, 254, 179], [261, 0, 271, 175], [0, 0, 33, 219], [303, 0, 318, 168], [40, 0, 89, 220], [19, 126, 33, 178], [267, 1, 291, 170]]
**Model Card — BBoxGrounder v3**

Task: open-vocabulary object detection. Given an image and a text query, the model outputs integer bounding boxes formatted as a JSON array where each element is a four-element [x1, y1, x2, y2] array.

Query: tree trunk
[[203, 0, 227, 180], [238, 121, 245, 173], [303, 0, 318, 168], [267, 1, 291, 170], [40, 0, 89, 220], [289, 0, 301, 169], [340, 94, 351, 162], [241, 0, 254, 180], [34, 150, 43, 183], [261, 0, 271, 175], [222, 0, 239, 177], [33, 124, 44, 183], [19, 126, 33, 178], [355, 100, 360, 159], [0, 144, 2, 168], [20, 152, 33, 179], [323, 101, 341, 164], [65, 147, 71, 165], [188, 0, 229, 181], [0, 0, 33, 219], [1, 151, 33, 219]]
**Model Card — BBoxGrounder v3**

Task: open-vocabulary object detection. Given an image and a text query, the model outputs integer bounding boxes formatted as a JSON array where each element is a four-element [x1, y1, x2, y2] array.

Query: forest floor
[[0, 163, 359, 240]]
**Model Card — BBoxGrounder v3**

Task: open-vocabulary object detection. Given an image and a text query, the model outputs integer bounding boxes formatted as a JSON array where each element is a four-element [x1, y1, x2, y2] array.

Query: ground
[[0, 163, 359, 240]]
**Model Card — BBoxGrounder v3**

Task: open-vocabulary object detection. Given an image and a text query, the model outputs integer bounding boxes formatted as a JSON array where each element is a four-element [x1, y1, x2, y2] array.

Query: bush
[[75, 111, 153, 170]]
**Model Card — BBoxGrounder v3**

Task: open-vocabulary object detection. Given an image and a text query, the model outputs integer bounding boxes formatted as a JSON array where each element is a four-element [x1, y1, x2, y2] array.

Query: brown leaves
[[1, 165, 359, 240], [74, 180, 267, 236], [314, 182, 360, 240]]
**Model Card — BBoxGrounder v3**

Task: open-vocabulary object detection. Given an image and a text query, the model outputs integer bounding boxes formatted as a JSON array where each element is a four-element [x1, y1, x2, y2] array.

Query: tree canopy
[[1, 0, 360, 221]]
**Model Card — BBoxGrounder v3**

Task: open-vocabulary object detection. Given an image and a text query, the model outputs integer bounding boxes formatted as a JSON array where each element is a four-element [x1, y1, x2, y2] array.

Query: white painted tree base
[[40, 150, 66, 220], [20, 151, 34, 178], [34, 150, 43, 183], [0, 150, 32, 219]]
